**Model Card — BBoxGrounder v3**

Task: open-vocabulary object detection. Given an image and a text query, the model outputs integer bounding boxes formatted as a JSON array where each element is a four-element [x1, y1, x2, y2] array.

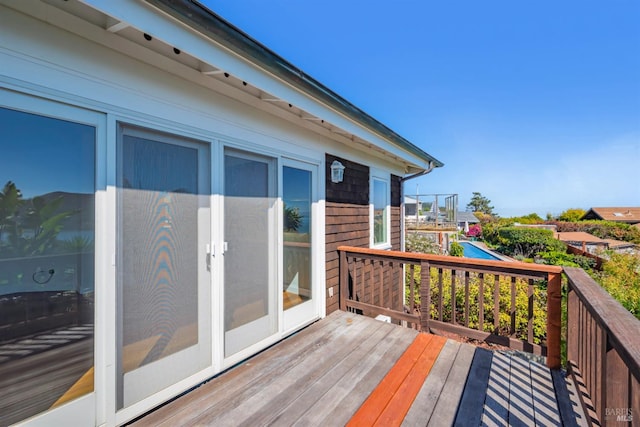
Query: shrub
[[492, 227, 565, 259], [449, 242, 463, 257], [406, 233, 440, 254], [537, 250, 597, 271], [466, 224, 482, 238], [595, 252, 640, 319]]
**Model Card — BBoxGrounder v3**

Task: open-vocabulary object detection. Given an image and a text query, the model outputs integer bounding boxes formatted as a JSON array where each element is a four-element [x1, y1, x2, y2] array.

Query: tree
[[557, 208, 586, 222], [0, 181, 74, 256], [284, 204, 302, 232], [466, 192, 495, 216]]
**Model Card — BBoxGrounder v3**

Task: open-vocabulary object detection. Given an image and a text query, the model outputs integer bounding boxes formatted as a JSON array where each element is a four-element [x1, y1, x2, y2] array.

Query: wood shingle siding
[[325, 154, 369, 205], [325, 154, 371, 314], [325, 203, 369, 314], [325, 156, 405, 315]]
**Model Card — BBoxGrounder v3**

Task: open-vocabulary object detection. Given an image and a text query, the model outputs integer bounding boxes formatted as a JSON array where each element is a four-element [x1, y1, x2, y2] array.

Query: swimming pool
[[458, 242, 502, 261]]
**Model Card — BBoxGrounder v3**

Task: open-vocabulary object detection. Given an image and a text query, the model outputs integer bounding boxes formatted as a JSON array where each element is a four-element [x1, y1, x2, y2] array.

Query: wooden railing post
[[546, 272, 562, 370], [419, 260, 431, 332], [566, 286, 578, 363], [339, 249, 348, 311]]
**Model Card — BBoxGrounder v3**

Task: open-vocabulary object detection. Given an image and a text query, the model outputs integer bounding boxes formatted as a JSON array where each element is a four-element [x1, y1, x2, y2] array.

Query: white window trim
[[370, 170, 391, 249]]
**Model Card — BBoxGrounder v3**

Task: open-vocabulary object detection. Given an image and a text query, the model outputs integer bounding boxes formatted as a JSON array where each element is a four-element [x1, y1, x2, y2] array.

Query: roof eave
[[144, 0, 443, 170]]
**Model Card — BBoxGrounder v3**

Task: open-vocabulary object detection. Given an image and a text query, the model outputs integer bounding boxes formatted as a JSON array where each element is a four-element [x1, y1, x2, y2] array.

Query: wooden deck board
[[346, 333, 436, 426], [141, 311, 355, 426], [402, 339, 460, 425], [267, 323, 413, 426], [345, 333, 447, 427], [482, 352, 510, 427], [299, 326, 417, 426], [428, 342, 476, 426], [130, 311, 587, 427], [507, 354, 535, 426], [528, 356, 562, 426], [453, 347, 493, 425], [374, 335, 446, 426], [230, 318, 388, 426], [189, 313, 375, 426]]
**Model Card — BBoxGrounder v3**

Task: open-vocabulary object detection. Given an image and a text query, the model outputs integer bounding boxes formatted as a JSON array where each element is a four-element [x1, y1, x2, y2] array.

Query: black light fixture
[[242, 81, 247, 86], [173, 47, 181, 55], [224, 72, 229, 78], [143, 33, 152, 41]]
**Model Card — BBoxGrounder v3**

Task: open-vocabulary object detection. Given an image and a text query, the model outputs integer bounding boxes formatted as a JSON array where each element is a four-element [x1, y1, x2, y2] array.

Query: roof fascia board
[[79, 0, 442, 171]]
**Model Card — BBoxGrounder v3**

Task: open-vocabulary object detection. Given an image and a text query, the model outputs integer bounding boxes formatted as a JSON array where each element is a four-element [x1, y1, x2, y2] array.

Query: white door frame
[[0, 89, 105, 427], [281, 158, 321, 333]]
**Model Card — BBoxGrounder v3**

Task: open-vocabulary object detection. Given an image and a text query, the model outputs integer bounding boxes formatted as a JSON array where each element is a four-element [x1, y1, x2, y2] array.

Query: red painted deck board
[[346, 333, 447, 427]]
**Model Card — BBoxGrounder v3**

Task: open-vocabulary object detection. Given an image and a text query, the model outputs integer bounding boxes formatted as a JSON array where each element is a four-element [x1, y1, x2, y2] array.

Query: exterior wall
[[1, 4, 416, 425], [325, 156, 404, 315], [325, 155, 370, 314], [390, 174, 403, 311], [391, 175, 402, 251]]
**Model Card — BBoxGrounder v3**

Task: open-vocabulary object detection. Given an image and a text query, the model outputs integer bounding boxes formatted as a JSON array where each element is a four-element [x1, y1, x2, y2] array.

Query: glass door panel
[[283, 166, 312, 309], [224, 151, 277, 357], [117, 126, 210, 409], [0, 106, 95, 426], [282, 161, 317, 331]]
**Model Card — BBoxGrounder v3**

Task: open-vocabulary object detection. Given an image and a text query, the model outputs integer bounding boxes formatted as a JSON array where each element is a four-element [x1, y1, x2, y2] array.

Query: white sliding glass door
[[223, 150, 278, 358], [117, 125, 211, 409]]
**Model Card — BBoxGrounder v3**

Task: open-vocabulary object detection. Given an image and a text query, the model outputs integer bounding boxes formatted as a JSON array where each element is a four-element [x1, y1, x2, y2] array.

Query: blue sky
[[202, 0, 640, 217]]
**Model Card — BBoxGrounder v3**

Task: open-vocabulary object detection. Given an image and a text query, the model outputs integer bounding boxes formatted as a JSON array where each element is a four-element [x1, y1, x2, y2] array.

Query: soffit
[[24, 0, 440, 173]]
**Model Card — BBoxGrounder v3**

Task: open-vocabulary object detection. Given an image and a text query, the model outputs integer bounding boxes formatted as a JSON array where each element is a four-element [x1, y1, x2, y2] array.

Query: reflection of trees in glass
[[374, 209, 385, 243], [0, 181, 79, 257], [284, 204, 302, 232]]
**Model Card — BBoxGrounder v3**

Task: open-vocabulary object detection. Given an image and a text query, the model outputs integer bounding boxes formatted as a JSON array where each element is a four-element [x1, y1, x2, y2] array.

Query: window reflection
[[283, 166, 312, 309], [373, 179, 388, 245], [0, 107, 95, 426]]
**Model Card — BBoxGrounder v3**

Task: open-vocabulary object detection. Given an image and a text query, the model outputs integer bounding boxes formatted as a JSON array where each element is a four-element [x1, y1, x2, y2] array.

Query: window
[[0, 105, 96, 425], [371, 175, 390, 247]]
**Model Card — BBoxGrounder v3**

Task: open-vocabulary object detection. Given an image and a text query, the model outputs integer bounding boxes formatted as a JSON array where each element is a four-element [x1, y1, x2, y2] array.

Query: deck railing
[[565, 267, 640, 424], [338, 246, 562, 369]]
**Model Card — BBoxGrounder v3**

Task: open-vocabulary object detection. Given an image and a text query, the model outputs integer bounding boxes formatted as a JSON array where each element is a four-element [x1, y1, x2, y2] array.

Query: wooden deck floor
[[130, 311, 588, 427]]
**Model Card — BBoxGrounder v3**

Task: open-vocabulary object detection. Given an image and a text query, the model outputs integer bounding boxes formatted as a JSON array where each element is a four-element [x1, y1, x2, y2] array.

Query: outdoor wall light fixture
[[330, 160, 345, 183]]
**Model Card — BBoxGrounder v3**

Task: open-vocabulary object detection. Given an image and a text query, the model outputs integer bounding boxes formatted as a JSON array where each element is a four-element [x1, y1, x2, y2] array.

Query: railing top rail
[[564, 266, 640, 379], [337, 246, 562, 278]]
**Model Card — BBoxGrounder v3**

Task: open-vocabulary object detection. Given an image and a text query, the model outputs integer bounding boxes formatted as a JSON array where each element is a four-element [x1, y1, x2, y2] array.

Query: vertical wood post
[[567, 288, 580, 363], [419, 260, 431, 332], [339, 249, 348, 311], [546, 272, 562, 369]]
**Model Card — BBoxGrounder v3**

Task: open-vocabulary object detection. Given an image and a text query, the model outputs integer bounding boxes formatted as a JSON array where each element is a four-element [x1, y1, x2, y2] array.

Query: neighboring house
[[602, 239, 638, 254], [457, 211, 480, 230], [556, 231, 637, 255], [0, 1, 442, 425], [581, 207, 640, 224], [404, 196, 422, 216], [556, 231, 609, 254]]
